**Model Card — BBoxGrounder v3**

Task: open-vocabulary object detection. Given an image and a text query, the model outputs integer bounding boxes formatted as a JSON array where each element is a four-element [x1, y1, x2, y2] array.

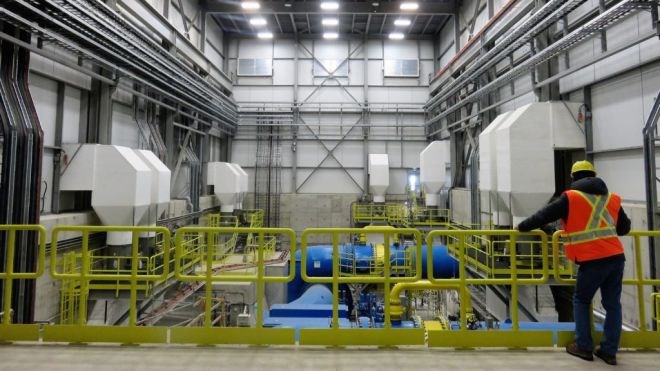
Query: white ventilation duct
[[478, 111, 513, 226], [493, 102, 584, 225], [368, 154, 390, 203], [60, 144, 151, 245], [229, 163, 249, 210], [420, 141, 450, 206], [135, 150, 171, 236], [207, 162, 241, 213]]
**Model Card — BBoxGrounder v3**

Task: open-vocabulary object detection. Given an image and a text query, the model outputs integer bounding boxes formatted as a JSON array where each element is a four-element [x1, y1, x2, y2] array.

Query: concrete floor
[[0, 344, 659, 371]]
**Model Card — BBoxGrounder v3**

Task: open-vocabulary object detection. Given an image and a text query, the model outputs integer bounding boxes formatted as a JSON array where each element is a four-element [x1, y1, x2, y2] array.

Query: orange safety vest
[[560, 190, 624, 262]]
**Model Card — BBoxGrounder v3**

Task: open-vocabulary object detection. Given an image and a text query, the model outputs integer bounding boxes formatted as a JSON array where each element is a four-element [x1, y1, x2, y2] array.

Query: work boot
[[595, 348, 617, 365], [566, 342, 594, 361]]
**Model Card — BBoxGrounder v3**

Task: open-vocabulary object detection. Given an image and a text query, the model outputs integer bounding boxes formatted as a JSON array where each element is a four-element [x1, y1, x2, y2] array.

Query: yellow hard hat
[[571, 160, 596, 176]]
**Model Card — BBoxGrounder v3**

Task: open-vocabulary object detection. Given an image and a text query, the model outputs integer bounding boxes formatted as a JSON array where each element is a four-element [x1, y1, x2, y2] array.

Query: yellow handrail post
[[2, 229, 15, 325], [79, 230, 90, 326], [509, 233, 519, 331], [458, 234, 467, 331], [331, 233, 340, 330], [383, 232, 391, 330], [633, 234, 647, 331], [256, 232, 265, 328], [205, 231, 213, 328], [128, 230, 139, 328]]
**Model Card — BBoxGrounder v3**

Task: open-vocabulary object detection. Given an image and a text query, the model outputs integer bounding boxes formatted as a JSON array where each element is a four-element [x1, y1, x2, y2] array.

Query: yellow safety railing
[[352, 203, 409, 225], [426, 229, 553, 348], [652, 293, 660, 330], [410, 206, 450, 227], [244, 209, 265, 228], [0, 225, 46, 341], [47, 225, 171, 344], [60, 251, 81, 324], [1, 224, 659, 348], [171, 226, 296, 345], [443, 231, 572, 280], [552, 230, 660, 347], [299, 227, 424, 346]]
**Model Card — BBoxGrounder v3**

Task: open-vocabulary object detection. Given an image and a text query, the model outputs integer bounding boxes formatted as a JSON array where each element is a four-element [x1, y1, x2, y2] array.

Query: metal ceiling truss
[[0, 0, 238, 134], [426, 0, 656, 137], [204, 1, 456, 15], [210, 1, 452, 38]]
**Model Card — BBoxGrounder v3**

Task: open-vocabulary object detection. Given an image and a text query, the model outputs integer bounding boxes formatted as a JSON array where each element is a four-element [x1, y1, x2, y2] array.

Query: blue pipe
[[288, 244, 459, 301], [296, 244, 458, 278]]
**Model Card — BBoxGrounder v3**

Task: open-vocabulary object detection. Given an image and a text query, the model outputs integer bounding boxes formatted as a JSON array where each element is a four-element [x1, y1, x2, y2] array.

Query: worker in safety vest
[[517, 160, 630, 365]]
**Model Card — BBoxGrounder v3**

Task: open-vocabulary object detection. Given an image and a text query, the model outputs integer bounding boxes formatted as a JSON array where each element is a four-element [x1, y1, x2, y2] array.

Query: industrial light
[[323, 32, 339, 39], [394, 19, 411, 27], [322, 18, 339, 26], [389, 32, 404, 40], [241, 1, 260, 10], [400, 2, 418, 10], [257, 32, 273, 39], [250, 17, 267, 26], [320, 2, 339, 10], [408, 174, 417, 191]]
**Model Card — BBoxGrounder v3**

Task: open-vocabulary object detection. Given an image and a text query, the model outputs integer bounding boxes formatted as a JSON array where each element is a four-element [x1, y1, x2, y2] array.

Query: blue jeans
[[573, 255, 625, 355]]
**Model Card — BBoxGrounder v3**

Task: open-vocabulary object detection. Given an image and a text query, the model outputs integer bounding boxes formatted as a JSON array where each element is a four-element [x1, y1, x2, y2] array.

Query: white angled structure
[[368, 154, 390, 203], [478, 111, 513, 226], [482, 102, 585, 226], [230, 163, 249, 209], [420, 140, 450, 206], [59, 144, 152, 245], [135, 150, 171, 236], [207, 162, 241, 212]]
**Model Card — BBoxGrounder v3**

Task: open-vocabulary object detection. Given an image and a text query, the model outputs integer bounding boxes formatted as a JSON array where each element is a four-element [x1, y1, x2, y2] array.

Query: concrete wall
[[279, 193, 359, 243]]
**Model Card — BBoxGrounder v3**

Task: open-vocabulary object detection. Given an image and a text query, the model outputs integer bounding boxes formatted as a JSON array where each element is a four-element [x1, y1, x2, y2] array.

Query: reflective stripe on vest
[[565, 193, 617, 244]]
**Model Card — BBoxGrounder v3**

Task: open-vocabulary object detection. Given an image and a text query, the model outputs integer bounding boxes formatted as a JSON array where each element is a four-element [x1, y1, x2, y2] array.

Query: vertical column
[[51, 82, 65, 214], [362, 36, 370, 199], [97, 74, 114, 145], [453, 12, 460, 54], [164, 107, 175, 169], [292, 37, 299, 193]]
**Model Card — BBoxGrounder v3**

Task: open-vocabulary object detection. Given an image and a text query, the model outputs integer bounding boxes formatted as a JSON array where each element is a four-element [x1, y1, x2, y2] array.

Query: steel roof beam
[[204, 1, 456, 15]]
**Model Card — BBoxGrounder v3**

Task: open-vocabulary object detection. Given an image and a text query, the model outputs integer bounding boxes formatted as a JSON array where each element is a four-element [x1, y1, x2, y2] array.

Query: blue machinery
[[265, 243, 459, 332]]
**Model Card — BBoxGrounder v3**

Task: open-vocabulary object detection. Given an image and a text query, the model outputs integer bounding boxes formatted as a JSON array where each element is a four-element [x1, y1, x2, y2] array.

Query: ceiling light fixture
[[394, 19, 411, 27], [400, 2, 419, 10], [323, 32, 339, 39], [250, 17, 267, 26], [320, 2, 339, 10], [322, 18, 339, 26], [257, 32, 273, 39], [389, 32, 405, 40], [241, 1, 260, 10]]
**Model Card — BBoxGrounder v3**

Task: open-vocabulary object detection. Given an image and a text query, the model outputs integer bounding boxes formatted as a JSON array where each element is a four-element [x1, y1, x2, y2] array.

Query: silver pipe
[[426, 0, 583, 110], [426, 0, 647, 127]]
